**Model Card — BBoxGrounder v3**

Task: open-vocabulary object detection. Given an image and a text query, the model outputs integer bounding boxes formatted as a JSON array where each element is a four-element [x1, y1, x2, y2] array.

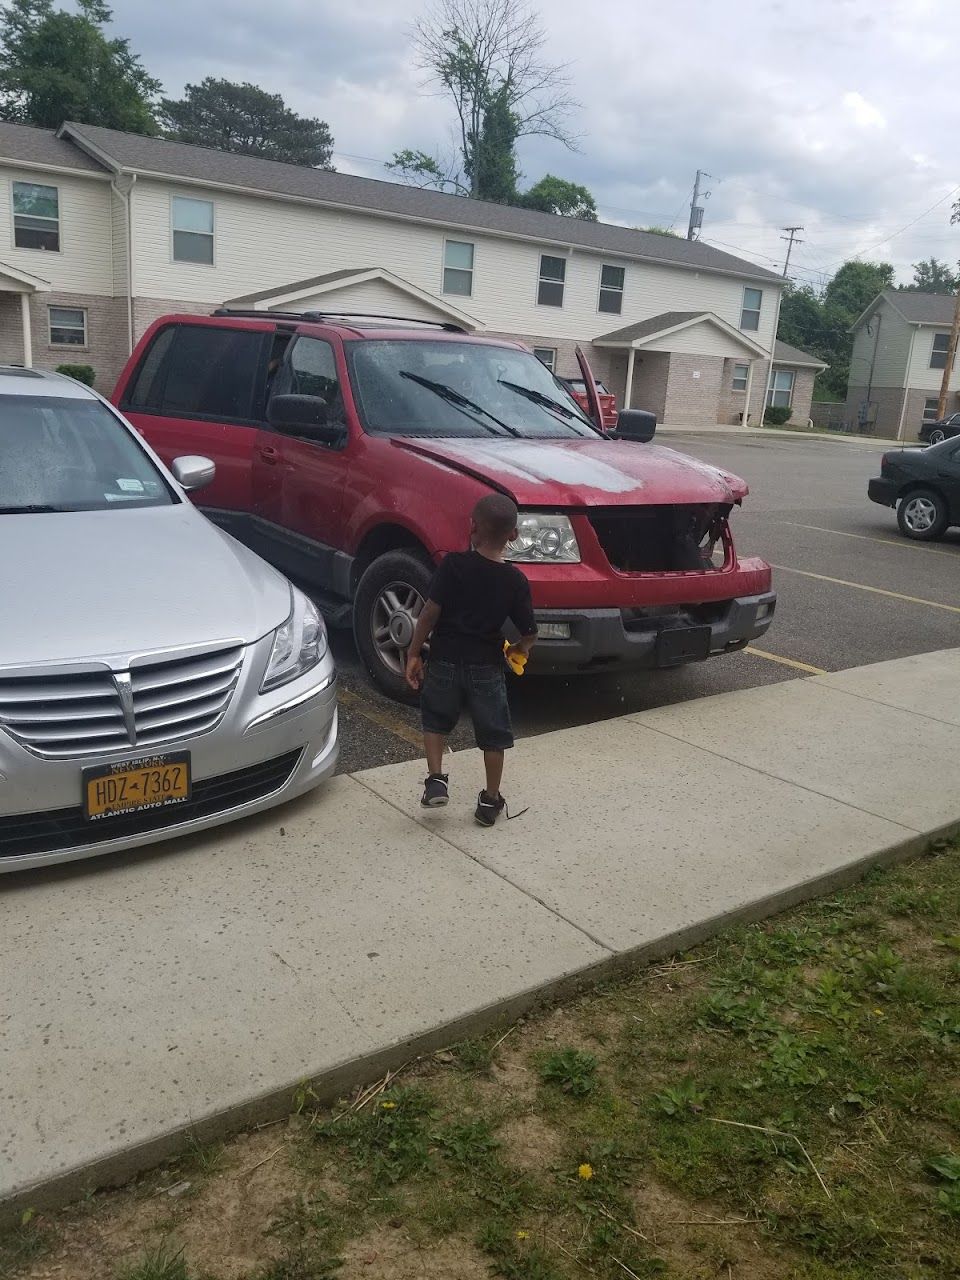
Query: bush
[[764, 404, 793, 426], [55, 363, 95, 386]]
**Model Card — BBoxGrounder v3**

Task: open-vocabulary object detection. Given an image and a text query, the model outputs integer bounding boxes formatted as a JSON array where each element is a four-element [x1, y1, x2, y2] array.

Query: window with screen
[[766, 368, 794, 408], [930, 332, 952, 369], [49, 306, 87, 346], [532, 347, 557, 371], [537, 254, 566, 306], [598, 264, 625, 314], [13, 181, 59, 250], [732, 363, 749, 391], [172, 196, 215, 264], [740, 287, 762, 331], [442, 240, 474, 295], [923, 398, 940, 421]]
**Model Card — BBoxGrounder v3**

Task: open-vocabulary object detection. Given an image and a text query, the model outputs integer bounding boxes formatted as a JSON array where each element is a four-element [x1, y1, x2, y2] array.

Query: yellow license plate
[[83, 753, 191, 821]]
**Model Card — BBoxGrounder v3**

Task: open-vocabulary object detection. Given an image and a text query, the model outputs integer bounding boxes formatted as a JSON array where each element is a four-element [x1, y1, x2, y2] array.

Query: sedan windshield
[[0, 395, 173, 513], [345, 340, 599, 439]]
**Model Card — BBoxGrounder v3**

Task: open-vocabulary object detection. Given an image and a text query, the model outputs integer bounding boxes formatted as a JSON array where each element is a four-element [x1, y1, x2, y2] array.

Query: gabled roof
[[594, 310, 769, 358], [853, 288, 958, 330], [53, 121, 781, 285], [223, 266, 480, 327], [774, 339, 827, 369], [0, 258, 50, 291], [0, 121, 108, 175]]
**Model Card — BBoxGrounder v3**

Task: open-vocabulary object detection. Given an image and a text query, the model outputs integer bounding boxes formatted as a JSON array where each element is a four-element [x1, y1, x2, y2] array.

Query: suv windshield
[[0, 396, 173, 513], [345, 340, 599, 439]]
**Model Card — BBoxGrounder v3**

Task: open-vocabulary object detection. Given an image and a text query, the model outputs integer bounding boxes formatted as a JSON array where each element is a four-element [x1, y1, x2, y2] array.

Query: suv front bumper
[[526, 592, 777, 673]]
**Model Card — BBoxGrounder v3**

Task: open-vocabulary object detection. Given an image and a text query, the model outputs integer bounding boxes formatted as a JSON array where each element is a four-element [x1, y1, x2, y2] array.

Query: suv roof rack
[[211, 308, 467, 333]]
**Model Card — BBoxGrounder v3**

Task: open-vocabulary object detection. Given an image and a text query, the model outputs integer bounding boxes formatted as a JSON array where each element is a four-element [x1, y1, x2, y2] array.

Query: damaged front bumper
[[525, 592, 777, 673]]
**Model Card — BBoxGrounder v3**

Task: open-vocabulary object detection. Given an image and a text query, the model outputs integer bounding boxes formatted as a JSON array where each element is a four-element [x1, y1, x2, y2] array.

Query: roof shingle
[[57, 121, 781, 283], [883, 289, 958, 325], [0, 121, 108, 174]]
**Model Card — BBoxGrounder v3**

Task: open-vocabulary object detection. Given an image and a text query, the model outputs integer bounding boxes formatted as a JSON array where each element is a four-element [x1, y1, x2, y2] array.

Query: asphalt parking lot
[[333, 429, 960, 775]]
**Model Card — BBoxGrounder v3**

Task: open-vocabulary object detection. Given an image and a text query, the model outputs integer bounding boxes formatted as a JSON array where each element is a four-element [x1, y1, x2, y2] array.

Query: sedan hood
[[1, 504, 291, 667], [393, 437, 747, 507]]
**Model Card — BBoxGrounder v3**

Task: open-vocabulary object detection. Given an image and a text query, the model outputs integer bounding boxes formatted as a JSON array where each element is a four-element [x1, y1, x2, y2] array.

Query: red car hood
[[393, 437, 747, 507]]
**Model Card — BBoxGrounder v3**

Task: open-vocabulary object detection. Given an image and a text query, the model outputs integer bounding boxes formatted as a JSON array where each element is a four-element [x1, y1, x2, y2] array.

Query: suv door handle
[[258, 445, 280, 465]]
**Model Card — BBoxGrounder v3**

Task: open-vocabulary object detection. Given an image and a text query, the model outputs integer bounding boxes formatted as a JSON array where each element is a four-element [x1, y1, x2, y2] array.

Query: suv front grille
[[0, 750, 302, 860], [0, 644, 244, 759], [589, 506, 732, 574]]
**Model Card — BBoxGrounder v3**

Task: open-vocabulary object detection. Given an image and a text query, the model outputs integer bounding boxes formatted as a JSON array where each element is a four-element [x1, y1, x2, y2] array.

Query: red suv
[[113, 311, 776, 700]]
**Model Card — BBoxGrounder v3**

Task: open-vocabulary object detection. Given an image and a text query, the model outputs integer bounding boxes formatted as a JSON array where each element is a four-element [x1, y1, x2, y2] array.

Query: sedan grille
[[0, 644, 244, 759]]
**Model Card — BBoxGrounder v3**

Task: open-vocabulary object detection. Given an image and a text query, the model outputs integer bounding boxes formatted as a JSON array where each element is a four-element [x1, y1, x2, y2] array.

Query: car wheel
[[353, 549, 434, 702], [929, 428, 946, 444], [897, 488, 948, 541]]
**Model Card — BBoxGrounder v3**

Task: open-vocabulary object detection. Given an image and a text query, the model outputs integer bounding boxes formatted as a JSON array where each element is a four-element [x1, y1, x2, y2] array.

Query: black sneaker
[[421, 773, 449, 807], [474, 790, 507, 827]]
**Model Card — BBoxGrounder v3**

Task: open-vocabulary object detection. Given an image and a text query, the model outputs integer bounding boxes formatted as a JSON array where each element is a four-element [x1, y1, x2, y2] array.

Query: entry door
[[256, 334, 351, 589]]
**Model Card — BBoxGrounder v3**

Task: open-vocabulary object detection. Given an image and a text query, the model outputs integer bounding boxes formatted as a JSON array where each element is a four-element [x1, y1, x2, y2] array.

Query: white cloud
[[842, 92, 887, 130]]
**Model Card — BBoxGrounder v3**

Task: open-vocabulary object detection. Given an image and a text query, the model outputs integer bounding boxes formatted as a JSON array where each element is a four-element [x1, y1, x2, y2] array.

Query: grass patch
[[5, 843, 960, 1279]]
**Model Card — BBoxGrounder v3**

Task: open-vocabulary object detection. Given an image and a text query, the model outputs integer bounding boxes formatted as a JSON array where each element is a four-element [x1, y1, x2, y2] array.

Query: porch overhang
[[0, 260, 49, 369], [594, 310, 768, 360]]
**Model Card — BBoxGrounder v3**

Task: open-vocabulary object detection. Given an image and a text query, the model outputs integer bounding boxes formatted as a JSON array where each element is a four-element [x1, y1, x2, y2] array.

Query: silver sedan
[[0, 368, 338, 873]]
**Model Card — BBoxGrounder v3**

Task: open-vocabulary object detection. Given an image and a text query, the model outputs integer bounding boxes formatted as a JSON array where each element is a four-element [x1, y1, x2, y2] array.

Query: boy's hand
[[405, 653, 424, 691]]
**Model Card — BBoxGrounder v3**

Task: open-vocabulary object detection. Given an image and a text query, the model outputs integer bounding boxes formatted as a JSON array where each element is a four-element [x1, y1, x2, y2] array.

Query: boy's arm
[[506, 576, 537, 658], [405, 599, 441, 690]]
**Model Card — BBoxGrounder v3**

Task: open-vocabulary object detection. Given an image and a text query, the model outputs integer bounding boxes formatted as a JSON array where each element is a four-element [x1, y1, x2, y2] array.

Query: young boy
[[405, 494, 537, 826]]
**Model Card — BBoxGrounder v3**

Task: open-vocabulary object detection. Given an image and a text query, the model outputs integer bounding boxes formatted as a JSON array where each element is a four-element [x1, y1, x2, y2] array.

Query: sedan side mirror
[[267, 394, 346, 446], [172, 455, 216, 492], [613, 409, 657, 442]]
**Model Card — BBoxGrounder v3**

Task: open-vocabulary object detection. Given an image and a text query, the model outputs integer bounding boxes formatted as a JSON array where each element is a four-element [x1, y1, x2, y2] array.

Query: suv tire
[[354, 549, 435, 702], [897, 487, 948, 541]]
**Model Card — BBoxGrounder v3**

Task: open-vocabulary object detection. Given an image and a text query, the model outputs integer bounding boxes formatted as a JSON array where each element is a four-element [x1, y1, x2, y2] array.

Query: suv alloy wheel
[[353, 549, 435, 702]]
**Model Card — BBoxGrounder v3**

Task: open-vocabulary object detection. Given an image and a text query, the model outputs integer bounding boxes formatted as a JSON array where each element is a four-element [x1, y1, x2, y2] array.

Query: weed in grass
[[436, 1117, 500, 1166], [116, 1241, 188, 1280], [652, 1077, 708, 1118], [0, 1209, 54, 1278], [929, 1152, 960, 1219], [256, 1194, 343, 1280], [476, 1219, 564, 1280], [312, 1086, 434, 1185], [453, 1035, 497, 1074], [539, 1048, 598, 1098], [921, 1008, 960, 1048], [182, 1132, 223, 1177]]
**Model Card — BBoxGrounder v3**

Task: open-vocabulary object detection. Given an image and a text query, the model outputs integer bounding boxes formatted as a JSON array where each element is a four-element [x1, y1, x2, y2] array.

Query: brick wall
[[717, 357, 754, 425], [663, 352, 724, 425], [0, 292, 130, 393], [789, 369, 818, 425], [626, 350, 669, 419]]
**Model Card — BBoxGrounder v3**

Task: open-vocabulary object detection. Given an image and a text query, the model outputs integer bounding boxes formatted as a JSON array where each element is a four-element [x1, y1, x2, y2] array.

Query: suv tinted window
[[125, 324, 266, 422]]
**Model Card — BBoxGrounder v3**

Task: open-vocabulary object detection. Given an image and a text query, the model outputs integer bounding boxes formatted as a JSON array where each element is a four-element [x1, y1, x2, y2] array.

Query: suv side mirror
[[267, 394, 346, 446], [172, 455, 216, 492], [613, 409, 657, 442]]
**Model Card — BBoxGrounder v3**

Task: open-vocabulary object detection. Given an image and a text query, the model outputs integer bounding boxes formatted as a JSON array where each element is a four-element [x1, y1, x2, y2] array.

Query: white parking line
[[771, 564, 960, 613], [784, 522, 960, 559]]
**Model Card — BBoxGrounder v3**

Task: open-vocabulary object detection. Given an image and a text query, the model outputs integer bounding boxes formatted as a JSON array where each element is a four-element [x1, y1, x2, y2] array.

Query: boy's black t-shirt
[[427, 550, 536, 664]]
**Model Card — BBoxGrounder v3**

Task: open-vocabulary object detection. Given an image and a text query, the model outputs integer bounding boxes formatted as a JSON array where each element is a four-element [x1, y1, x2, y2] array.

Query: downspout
[[111, 172, 136, 355], [762, 286, 784, 423], [895, 324, 918, 442], [865, 311, 882, 407]]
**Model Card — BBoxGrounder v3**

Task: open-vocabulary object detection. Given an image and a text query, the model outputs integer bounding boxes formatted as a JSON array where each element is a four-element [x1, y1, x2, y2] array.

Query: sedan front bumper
[[525, 592, 777, 673]]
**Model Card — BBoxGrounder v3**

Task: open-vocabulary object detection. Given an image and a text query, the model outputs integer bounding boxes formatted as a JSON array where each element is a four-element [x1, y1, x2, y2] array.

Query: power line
[[780, 225, 804, 277]]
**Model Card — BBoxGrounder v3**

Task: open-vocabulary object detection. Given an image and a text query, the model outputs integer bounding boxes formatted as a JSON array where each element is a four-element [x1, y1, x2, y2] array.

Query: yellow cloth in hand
[[504, 639, 527, 675]]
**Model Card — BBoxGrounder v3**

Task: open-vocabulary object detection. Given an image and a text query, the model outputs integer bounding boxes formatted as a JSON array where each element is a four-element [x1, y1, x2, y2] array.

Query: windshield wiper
[[0, 504, 70, 513], [399, 370, 521, 437], [497, 379, 596, 433]]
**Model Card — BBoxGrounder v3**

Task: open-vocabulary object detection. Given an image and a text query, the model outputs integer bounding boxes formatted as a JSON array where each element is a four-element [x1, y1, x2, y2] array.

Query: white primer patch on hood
[[429, 441, 640, 494]]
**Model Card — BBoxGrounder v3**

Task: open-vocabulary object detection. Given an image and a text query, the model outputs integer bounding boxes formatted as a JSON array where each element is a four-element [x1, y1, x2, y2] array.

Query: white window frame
[[766, 368, 795, 408], [930, 332, 952, 370], [532, 346, 557, 371], [740, 287, 762, 331], [441, 238, 475, 297], [731, 363, 749, 392], [11, 180, 61, 253], [537, 253, 566, 307], [48, 305, 87, 347], [597, 263, 625, 315], [170, 195, 215, 266], [922, 397, 941, 422]]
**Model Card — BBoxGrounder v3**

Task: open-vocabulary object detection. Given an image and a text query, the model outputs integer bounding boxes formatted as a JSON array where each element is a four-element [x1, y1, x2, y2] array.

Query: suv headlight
[[261, 588, 328, 692], [505, 512, 580, 563]]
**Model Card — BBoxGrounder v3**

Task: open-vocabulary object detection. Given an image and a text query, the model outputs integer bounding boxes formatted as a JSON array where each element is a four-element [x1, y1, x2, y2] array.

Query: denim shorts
[[420, 659, 513, 751]]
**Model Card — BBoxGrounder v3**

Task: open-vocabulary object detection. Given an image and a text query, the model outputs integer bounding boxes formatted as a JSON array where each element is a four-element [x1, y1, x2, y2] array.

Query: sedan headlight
[[261, 588, 328, 692], [505, 512, 580, 563]]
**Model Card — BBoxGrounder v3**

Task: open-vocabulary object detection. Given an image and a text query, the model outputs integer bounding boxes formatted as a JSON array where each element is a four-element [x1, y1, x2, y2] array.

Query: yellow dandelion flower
[[380, 1100, 397, 1109], [577, 1163, 594, 1181], [516, 1230, 528, 1240], [873, 1008, 884, 1017]]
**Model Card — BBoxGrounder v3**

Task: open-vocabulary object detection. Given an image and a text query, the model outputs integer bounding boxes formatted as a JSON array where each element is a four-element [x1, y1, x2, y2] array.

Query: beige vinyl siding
[[130, 179, 781, 351], [848, 304, 913, 389], [271, 276, 462, 323], [907, 325, 960, 392], [648, 320, 752, 357], [0, 164, 113, 293], [110, 185, 129, 298]]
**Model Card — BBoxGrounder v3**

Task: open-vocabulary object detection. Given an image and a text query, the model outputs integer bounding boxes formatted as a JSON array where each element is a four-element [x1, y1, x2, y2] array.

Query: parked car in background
[[113, 311, 776, 702], [919, 411, 960, 445], [0, 369, 338, 874], [868, 437, 960, 540], [559, 376, 619, 430]]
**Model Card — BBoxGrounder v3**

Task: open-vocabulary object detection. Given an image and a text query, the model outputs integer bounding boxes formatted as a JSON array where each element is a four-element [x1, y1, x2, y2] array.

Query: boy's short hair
[[473, 493, 519, 544]]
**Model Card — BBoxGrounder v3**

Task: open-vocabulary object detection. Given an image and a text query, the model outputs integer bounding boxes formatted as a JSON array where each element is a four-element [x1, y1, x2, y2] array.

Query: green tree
[[464, 83, 519, 203], [0, 0, 159, 132], [520, 173, 597, 220], [639, 225, 680, 237], [817, 260, 894, 399], [906, 256, 959, 294], [160, 78, 333, 167]]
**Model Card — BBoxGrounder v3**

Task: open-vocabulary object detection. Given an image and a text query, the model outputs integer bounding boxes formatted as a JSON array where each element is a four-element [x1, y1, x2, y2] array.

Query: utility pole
[[780, 225, 804, 278], [687, 169, 711, 241], [936, 285, 960, 420]]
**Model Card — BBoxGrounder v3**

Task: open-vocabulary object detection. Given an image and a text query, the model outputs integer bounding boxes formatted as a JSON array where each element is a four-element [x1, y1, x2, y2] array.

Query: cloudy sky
[[108, 0, 959, 288]]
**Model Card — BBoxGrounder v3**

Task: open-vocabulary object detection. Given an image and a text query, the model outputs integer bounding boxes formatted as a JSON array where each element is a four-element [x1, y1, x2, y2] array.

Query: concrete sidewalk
[[3, 649, 960, 1220], [657, 421, 896, 445]]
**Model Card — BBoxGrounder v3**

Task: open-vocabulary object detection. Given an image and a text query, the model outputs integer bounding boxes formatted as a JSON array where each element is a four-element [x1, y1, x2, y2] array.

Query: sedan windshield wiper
[[0, 504, 70, 514], [399, 370, 520, 437], [497, 379, 595, 432]]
